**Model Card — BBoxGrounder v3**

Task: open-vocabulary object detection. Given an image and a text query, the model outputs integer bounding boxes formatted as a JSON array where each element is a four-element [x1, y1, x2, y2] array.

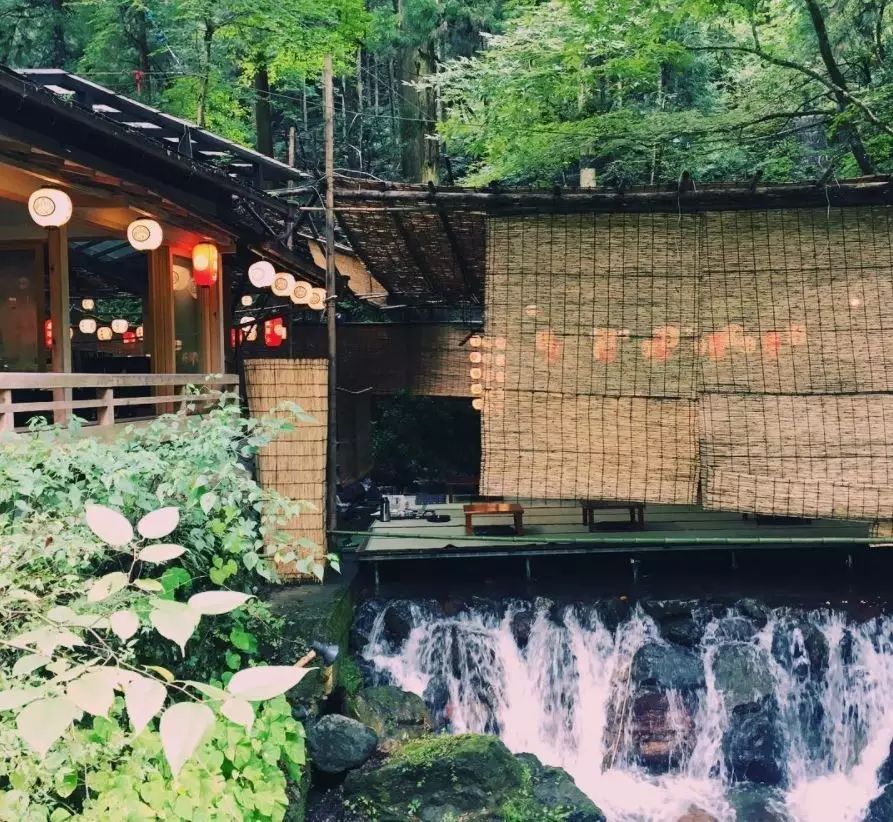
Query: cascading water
[[355, 598, 893, 821]]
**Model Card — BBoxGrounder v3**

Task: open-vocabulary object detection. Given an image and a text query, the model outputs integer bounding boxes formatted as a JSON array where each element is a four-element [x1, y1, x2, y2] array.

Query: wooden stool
[[464, 502, 525, 535], [581, 500, 645, 531]]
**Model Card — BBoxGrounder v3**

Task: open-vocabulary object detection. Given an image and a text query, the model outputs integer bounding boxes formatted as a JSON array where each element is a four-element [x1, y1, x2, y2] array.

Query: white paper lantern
[[111, 319, 129, 334], [78, 318, 97, 335], [307, 288, 327, 311], [81, 298, 95, 311], [97, 326, 113, 341], [248, 260, 276, 288], [291, 280, 313, 304], [172, 264, 191, 291], [271, 272, 296, 297], [127, 219, 163, 251], [28, 188, 72, 227]]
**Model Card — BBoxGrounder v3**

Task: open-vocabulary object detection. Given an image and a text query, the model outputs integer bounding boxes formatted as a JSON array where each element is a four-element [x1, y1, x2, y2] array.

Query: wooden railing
[[0, 373, 240, 433]]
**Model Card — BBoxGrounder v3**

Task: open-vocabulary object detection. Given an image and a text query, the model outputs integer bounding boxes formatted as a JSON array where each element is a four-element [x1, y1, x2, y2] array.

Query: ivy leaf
[[67, 671, 115, 717], [12, 654, 50, 678], [110, 610, 140, 642], [85, 504, 134, 547], [87, 571, 129, 603], [138, 544, 185, 564], [17, 697, 80, 758], [221, 698, 254, 732], [137, 507, 180, 540], [124, 674, 168, 735], [227, 666, 313, 701], [187, 591, 253, 616], [150, 605, 201, 655], [159, 702, 215, 777]]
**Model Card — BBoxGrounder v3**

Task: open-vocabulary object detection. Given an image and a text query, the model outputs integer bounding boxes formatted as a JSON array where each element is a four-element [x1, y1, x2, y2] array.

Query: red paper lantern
[[264, 317, 285, 347], [192, 243, 219, 287]]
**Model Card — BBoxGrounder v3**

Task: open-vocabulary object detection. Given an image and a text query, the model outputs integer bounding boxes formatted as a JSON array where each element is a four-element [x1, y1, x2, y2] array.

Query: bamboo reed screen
[[480, 207, 893, 520], [244, 359, 327, 579]]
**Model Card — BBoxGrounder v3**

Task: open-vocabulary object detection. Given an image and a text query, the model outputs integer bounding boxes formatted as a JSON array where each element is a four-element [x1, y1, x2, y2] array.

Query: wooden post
[[324, 55, 338, 549], [47, 226, 72, 423], [146, 247, 175, 374]]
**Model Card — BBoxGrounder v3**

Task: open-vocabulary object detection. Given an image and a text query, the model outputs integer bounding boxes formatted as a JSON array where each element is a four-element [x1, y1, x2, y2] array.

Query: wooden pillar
[[198, 256, 225, 374], [146, 246, 175, 374], [47, 226, 72, 422]]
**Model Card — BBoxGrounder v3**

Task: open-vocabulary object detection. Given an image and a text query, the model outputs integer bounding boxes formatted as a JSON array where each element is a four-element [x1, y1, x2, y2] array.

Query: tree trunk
[[254, 64, 274, 157], [196, 20, 214, 128]]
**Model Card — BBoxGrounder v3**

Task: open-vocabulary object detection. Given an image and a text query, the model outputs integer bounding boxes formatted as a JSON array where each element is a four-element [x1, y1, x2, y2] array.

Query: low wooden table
[[464, 502, 525, 536], [581, 500, 645, 531]]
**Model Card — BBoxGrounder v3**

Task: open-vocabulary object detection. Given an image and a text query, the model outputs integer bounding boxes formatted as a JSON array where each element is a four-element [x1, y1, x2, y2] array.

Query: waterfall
[[356, 598, 893, 821]]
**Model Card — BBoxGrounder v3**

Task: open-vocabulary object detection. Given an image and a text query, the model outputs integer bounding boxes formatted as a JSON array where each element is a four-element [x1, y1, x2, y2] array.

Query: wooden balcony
[[0, 372, 239, 433]]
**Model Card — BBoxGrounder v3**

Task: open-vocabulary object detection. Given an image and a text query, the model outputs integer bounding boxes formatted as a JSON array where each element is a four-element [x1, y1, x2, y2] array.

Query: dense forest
[[1, 0, 891, 186]]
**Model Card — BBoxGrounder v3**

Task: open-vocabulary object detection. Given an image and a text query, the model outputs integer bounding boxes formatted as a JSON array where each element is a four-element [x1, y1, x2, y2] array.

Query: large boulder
[[770, 617, 829, 682], [722, 696, 785, 786], [712, 644, 774, 712], [344, 686, 432, 747], [306, 715, 378, 774], [342, 734, 525, 821], [515, 753, 605, 821], [631, 642, 706, 691]]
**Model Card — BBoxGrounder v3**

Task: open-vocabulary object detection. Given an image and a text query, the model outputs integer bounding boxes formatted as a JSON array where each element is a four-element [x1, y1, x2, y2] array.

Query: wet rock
[[342, 734, 525, 821], [631, 642, 706, 691], [714, 616, 759, 643], [736, 598, 770, 628], [343, 686, 431, 748], [726, 785, 789, 821], [629, 688, 697, 773], [771, 618, 829, 681], [712, 644, 774, 711], [865, 784, 893, 822], [722, 696, 785, 786], [515, 753, 606, 821], [510, 608, 535, 649], [306, 715, 378, 774]]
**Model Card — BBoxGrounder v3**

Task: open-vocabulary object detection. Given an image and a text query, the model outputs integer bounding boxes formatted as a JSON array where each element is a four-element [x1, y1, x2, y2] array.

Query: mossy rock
[[344, 686, 432, 747], [343, 734, 525, 821]]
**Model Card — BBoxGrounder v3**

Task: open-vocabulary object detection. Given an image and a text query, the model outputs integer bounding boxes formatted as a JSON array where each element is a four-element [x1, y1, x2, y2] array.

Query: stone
[[629, 689, 696, 773], [770, 618, 829, 682], [306, 714, 378, 774], [344, 686, 432, 747], [712, 644, 774, 711], [342, 734, 525, 821], [722, 696, 785, 786], [631, 642, 706, 691], [515, 753, 606, 821]]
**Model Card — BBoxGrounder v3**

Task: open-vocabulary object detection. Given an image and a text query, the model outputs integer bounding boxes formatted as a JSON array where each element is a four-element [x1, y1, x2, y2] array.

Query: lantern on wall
[[264, 317, 285, 347], [291, 280, 313, 304], [271, 272, 296, 297], [111, 319, 129, 334], [28, 188, 72, 227], [81, 298, 95, 311], [248, 260, 276, 288], [79, 318, 97, 335], [307, 288, 326, 311], [97, 326, 113, 341], [43, 319, 53, 349], [127, 219, 163, 251], [192, 243, 219, 287]]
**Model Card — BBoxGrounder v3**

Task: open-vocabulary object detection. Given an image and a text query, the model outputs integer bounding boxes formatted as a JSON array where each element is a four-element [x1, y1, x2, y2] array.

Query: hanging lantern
[[172, 263, 191, 291], [127, 219, 163, 251], [264, 317, 285, 347], [111, 318, 129, 334], [271, 272, 295, 297], [81, 298, 95, 311], [28, 188, 72, 227], [239, 316, 258, 342], [135, 325, 144, 339], [248, 260, 276, 288], [192, 243, 219, 287], [79, 318, 97, 335], [97, 326, 113, 342], [122, 330, 137, 344], [240, 294, 254, 307], [307, 288, 326, 311], [43, 319, 53, 349], [291, 280, 313, 305]]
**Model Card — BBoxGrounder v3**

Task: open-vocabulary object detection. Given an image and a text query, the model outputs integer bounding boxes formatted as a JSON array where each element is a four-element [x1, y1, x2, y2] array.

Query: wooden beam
[[47, 226, 72, 422], [146, 246, 175, 374]]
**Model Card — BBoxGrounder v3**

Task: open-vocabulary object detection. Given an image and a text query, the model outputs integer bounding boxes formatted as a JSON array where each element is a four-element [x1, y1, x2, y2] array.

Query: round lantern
[[97, 326, 113, 342], [192, 243, 219, 287], [307, 288, 326, 311], [111, 319, 129, 334], [79, 318, 97, 335], [291, 280, 313, 304], [172, 264, 191, 291], [28, 188, 72, 227], [248, 260, 276, 288], [271, 272, 296, 297], [81, 298, 95, 311], [127, 219, 163, 251]]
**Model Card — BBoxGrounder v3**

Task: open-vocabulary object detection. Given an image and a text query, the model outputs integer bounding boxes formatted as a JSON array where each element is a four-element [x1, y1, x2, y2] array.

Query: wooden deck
[[353, 502, 873, 562]]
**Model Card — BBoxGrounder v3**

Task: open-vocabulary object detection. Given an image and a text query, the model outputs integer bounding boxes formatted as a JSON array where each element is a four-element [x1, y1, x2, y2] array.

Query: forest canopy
[[1, 0, 891, 186]]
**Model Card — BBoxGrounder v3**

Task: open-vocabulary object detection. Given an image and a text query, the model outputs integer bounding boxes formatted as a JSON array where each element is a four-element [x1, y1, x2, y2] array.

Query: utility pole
[[323, 55, 338, 551]]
